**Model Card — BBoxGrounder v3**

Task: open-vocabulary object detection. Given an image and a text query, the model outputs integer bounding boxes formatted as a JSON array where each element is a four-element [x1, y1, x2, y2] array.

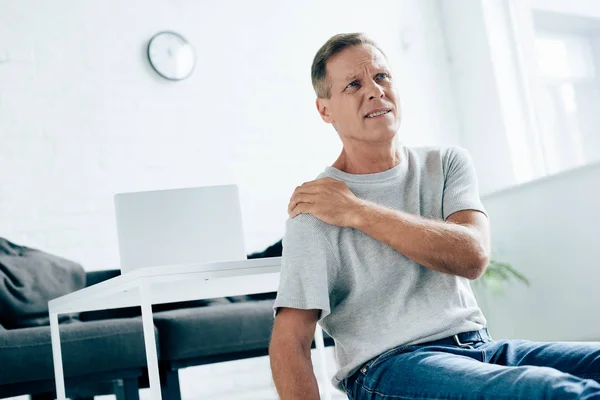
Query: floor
[[7, 347, 347, 400]]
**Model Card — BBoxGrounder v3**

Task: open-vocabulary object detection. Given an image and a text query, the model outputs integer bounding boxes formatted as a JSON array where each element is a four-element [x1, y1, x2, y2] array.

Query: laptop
[[114, 184, 247, 274]]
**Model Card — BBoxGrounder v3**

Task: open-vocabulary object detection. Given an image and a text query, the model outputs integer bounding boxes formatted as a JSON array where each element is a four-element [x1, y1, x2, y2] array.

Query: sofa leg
[[161, 369, 182, 400], [113, 378, 140, 400]]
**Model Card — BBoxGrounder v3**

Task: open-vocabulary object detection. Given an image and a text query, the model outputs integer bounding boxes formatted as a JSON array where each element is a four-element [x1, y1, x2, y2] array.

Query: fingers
[[293, 183, 319, 196], [289, 203, 312, 219], [293, 178, 343, 197], [288, 193, 317, 214], [287, 178, 345, 218]]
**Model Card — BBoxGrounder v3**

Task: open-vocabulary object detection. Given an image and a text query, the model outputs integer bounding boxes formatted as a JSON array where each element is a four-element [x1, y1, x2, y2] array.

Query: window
[[532, 11, 600, 174]]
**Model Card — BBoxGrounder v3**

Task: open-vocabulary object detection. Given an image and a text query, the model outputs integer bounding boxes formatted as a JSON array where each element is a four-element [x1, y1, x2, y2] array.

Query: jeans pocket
[[361, 345, 408, 375]]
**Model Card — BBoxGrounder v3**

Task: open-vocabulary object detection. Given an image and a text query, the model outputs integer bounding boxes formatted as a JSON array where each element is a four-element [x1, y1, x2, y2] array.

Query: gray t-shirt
[[273, 145, 488, 391]]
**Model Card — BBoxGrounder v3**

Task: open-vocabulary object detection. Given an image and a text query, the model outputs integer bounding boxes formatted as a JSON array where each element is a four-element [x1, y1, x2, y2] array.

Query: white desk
[[48, 257, 332, 400]]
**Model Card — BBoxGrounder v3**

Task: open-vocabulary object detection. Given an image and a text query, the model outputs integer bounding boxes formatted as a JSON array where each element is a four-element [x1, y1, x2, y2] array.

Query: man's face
[[317, 44, 401, 143]]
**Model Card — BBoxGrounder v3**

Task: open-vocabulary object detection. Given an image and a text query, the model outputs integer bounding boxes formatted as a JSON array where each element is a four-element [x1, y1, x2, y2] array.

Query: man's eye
[[347, 81, 359, 89], [376, 73, 389, 80]]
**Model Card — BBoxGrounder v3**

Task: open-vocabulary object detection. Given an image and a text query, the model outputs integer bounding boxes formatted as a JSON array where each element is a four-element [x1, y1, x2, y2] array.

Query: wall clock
[[147, 31, 195, 81]]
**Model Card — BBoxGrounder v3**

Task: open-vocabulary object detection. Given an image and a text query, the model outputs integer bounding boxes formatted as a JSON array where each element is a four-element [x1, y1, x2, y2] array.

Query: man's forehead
[[328, 45, 389, 80]]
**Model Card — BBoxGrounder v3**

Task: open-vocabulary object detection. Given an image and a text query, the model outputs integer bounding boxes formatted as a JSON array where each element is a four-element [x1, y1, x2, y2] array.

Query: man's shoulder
[[285, 213, 337, 236]]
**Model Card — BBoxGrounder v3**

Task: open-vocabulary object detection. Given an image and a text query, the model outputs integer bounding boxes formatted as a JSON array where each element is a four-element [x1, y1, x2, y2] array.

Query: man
[[269, 33, 600, 399]]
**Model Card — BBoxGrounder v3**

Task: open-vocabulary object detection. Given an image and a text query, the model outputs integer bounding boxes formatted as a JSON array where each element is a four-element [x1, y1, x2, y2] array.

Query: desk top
[[49, 257, 282, 314]]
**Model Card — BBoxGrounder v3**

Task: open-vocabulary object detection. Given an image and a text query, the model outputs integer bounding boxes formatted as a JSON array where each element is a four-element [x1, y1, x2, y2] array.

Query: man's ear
[[316, 98, 334, 124]]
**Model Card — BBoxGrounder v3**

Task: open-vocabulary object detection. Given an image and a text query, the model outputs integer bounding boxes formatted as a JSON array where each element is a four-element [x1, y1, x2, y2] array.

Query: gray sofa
[[0, 250, 334, 400], [0, 271, 153, 399]]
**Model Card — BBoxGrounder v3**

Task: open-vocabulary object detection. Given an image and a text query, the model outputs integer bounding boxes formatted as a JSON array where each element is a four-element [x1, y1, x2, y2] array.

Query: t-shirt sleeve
[[442, 146, 487, 220], [273, 217, 336, 321]]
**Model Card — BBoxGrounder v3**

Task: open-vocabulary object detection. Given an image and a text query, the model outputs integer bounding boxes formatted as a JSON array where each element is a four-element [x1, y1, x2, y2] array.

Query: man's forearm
[[352, 201, 489, 279], [270, 342, 320, 400]]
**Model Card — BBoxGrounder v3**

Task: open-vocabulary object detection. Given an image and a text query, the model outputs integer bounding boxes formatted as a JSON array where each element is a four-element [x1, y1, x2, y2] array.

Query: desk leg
[[140, 282, 162, 400], [315, 326, 332, 400], [50, 312, 67, 400]]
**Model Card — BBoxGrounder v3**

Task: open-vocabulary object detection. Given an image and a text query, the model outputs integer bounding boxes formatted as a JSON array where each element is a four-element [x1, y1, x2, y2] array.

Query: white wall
[[0, 0, 460, 270], [478, 161, 600, 342]]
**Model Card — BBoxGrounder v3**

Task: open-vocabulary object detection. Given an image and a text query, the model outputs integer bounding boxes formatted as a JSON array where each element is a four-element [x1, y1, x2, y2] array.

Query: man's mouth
[[365, 109, 392, 118]]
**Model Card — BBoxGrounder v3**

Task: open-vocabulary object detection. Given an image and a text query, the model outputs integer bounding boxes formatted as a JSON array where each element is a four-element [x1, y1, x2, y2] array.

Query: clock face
[[147, 31, 195, 80]]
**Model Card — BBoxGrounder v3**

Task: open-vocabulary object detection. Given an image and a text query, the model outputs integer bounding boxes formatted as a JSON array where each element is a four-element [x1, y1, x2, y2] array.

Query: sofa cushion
[[153, 299, 277, 361], [0, 318, 154, 386], [0, 238, 86, 329]]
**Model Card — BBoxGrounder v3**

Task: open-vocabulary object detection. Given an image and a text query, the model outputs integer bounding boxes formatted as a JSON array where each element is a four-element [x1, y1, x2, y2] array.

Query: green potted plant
[[475, 258, 530, 296]]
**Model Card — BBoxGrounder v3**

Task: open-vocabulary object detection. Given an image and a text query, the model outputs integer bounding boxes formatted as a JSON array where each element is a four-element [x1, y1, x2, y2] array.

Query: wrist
[[350, 199, 372, 229]]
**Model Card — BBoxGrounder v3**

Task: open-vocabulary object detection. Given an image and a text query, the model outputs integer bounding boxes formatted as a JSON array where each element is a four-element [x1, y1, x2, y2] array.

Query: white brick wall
[[0, 0, 460, 270]]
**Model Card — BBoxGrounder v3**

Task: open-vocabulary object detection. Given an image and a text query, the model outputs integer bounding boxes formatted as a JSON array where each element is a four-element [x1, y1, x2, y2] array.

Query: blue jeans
[[344, 330, 600, 399]]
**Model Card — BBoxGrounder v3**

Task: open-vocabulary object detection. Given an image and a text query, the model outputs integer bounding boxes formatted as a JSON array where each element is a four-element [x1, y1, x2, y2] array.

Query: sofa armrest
[[80, 269, 131, 321], [85, 270, 120, 287]]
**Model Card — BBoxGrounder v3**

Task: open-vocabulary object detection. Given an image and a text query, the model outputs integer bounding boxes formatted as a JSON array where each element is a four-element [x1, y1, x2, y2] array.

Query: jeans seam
[[480, 348, 487, 363], [358, 384, 423, 399], [358, 383, 522, 400]]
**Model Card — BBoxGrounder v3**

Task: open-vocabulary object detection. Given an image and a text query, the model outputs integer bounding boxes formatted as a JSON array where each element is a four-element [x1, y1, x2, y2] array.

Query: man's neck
[[332, 143, 403, 175]]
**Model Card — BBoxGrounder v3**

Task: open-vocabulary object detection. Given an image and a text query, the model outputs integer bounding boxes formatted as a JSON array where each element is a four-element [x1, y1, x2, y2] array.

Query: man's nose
[[367, 81, 385, 100]]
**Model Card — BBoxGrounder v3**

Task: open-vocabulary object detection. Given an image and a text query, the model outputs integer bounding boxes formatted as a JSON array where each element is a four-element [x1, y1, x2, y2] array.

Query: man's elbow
[[465, 246, 489, 280]]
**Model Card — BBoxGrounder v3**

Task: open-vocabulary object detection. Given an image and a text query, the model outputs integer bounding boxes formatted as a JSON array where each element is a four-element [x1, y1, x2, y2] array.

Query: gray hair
[[311, 33, 387, 99]]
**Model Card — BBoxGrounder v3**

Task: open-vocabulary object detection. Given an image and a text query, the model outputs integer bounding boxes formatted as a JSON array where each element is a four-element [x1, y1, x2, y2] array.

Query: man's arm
[[287, 178, 490, 280], [351, 204, 490, 280], [269, 308, 321, 400]]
